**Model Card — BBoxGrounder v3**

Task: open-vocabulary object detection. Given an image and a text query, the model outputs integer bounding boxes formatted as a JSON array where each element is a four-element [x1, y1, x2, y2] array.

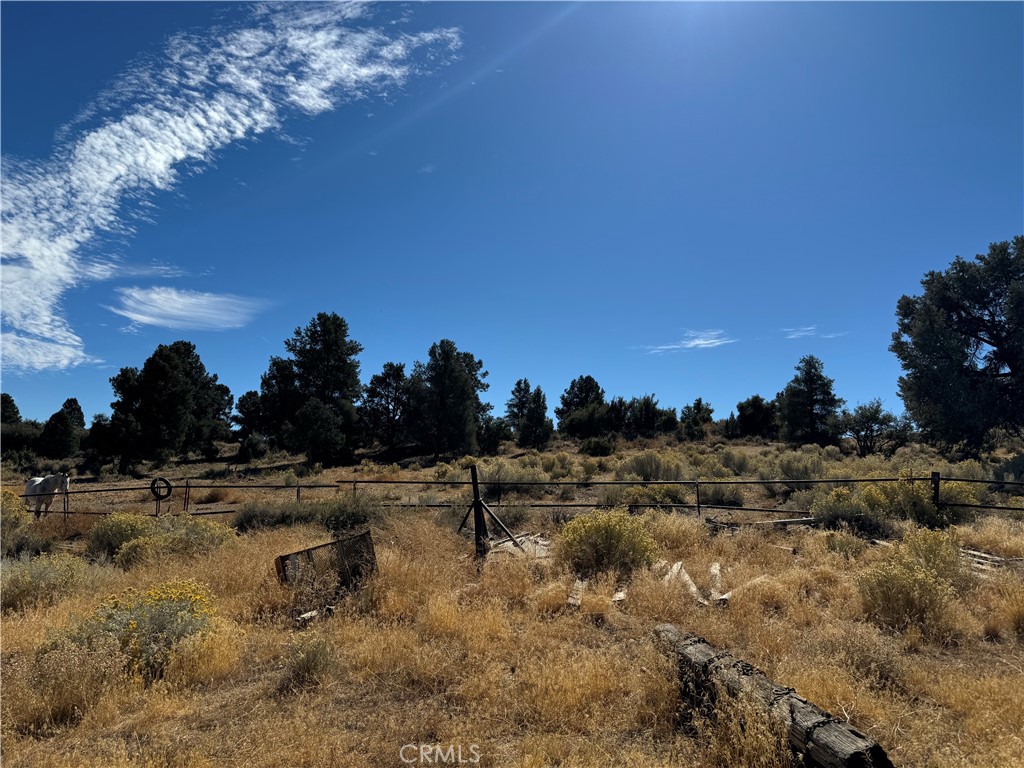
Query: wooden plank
[[718, 575, 769, 604], [567, 579, 586, 607], [709, 562, 723, 602], [961, 548, 1005, 563], [663, 561, 709, 606]]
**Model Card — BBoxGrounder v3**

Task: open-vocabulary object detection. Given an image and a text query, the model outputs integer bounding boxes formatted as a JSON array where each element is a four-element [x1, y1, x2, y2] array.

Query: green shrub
[[604, 483, 690, 508], [493, 502, 530, 530], [237, 434, 269, 463], [1, 489, 28, 549], [320, 494, 376, 534], [1, 553, 86, 613], [756, 464, 785, 498], [859, 529, 966, 641], [478, 459, 548, 500], [581, 436, 616, 457], [233, 500, 316, 531], [86, 512, 158, 560], [861, 474, 964, 528], [995, 454, 1024, 495], [67, 580, 213, 684], [779, 451, 825, 490], [580, 458, 599, 481], [811, 487, 867, 529], [824, 529, 868, 560], [941, 459, 990, 483], [232, 496, 377, 533], [901, 527, 967, 588], [541, 451, 574, 480], [699, 481, 744, 508], [1, 489, 57, 557], [557, 508, 656, 579], [822, 445, 843, 461], [938, 479, 985, 508], [113, 516, 234, 569], [615, 451, 688, 482], [890, 443, 941, 474], [718, 448, 750, 476]]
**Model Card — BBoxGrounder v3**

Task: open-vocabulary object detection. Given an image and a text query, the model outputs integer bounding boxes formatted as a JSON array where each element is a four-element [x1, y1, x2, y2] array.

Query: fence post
[[184, 479, 190, 513], [296, 482, 302, 503], [695, 481, 702, 518], [470, 465, 489, 559], [931, 471, 941, 507]]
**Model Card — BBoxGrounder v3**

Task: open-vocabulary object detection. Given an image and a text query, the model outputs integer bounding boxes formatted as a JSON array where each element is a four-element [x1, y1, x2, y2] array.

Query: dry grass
[[956, 515, 1024, 558], [4, 447, 1024, 767]]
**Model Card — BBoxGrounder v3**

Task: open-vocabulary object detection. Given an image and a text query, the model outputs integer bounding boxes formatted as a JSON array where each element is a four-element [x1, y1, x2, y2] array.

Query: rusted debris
[[274, 528, 376, 589]]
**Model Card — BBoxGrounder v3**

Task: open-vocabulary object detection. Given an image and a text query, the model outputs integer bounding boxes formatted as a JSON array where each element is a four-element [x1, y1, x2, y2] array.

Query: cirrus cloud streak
[[106, 287, 269, 331], [645, 330, 738, 354], [1, 2, 461, 373]]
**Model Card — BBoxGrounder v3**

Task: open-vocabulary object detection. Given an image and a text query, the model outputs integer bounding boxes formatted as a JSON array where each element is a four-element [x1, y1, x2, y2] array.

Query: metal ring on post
[[150, 477, 173, 500]]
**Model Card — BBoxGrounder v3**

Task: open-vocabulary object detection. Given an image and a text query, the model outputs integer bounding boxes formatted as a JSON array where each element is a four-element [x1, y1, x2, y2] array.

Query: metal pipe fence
[[16, 469, 1022, 522]]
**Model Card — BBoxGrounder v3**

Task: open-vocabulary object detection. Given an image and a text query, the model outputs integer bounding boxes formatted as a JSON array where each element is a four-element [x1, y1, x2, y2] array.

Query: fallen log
[[655, 624, 893, 768]]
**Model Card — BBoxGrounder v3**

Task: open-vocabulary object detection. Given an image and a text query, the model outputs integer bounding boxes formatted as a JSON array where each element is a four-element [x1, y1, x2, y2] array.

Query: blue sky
[[2, 1, 1021, 426]]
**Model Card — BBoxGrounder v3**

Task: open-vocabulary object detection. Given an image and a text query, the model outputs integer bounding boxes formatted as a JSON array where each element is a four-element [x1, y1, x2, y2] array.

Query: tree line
[[2, 236, 1020, 472]]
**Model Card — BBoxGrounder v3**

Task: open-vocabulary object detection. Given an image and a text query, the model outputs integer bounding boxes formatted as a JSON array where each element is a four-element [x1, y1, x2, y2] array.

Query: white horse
[[24, 473, 70, 517]]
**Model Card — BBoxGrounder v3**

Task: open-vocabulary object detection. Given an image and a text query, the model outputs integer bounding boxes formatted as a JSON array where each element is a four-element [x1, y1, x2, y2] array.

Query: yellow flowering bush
[[86, 511, 158, 560], [73, 580, 214, 683], [113, 516, 233, 568], [861, 470, 960, 528], [558, 508, 656, 579], [1, 488, 29, 556], [859, 529, 967, 642]]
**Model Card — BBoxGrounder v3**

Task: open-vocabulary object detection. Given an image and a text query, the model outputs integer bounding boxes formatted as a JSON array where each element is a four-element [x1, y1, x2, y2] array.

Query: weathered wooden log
[[655, 624, 893, 768]]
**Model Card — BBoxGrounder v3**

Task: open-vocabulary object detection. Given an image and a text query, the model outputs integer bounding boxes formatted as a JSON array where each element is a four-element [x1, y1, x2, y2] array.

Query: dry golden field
[[2, 441, 1024, 767]]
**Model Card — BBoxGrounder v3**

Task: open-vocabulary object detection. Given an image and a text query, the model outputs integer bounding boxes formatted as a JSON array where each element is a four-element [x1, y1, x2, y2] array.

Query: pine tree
[[776, 356, 844, 446]]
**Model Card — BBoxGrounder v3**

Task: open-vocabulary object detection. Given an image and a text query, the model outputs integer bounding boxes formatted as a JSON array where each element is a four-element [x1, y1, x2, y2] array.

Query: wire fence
[[17, 469, 1024, 523]]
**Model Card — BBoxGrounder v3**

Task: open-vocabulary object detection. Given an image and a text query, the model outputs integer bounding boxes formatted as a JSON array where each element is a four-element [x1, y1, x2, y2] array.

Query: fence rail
[[16, 467, 1023, 523]]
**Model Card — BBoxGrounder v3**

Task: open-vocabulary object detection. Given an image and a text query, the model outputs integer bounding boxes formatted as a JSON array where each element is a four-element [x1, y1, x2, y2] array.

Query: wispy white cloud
[[781, 325, 849, 340], [645, 329, 738, 354], [417, 162, 438, 174], [81, 260, 188, 281], [782, 326, 818, 339], [106, 286, 268, 331], [1, 3, 461, 373]]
